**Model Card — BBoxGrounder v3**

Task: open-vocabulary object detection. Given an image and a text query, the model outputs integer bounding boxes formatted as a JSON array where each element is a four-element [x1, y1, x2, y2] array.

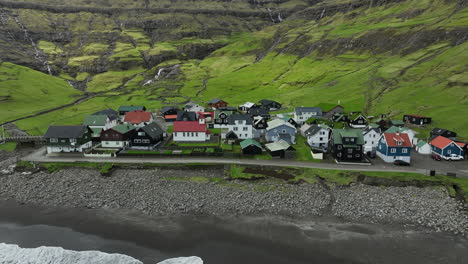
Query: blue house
[[265, 119, 297, 144], [430, 136, 465, 160], [376, 132, 412, 163]]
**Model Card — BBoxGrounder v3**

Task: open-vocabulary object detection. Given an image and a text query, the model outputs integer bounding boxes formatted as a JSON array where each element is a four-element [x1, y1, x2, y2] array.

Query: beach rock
[[0, 243, 142, 264], [158, 256, 203, 264]]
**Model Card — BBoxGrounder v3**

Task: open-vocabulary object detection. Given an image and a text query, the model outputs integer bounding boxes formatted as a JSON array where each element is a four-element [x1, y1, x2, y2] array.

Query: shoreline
[[0, 200, 467, 264]]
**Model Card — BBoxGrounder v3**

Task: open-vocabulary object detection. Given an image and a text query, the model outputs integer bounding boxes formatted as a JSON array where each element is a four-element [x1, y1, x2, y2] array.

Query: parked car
[[394, 160, 410, 166], [444, 154, 464, 161], [431, 154, 442, 161]]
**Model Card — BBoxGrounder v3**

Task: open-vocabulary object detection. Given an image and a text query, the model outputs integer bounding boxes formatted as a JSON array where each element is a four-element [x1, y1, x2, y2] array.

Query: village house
[[376, 132, 412, 163], [93, 109, 119, 123], [124, 110, 153, 127], [258, 99, 281, 110], [430, 128, 457, 140], [130, 123, 165, 150], [252, 116, 268, 137], [430, 136, 465, 160], [281, 116, 299, 128], [118, 105, 146, 116], [415, 140, 431, 155], [362, 125, 382, 155], [100, 124, 136, 148], [331, 113, 349, 123], [160, 106, 179, 122], [304, 124, 331, 151], [330, 129, 364, 162], [238, 102, 257, 112], [318, 103, 344, 119], [265, 119, 297, 144], [265, 140, 295, 158], [44, 125, 93, 154], [207, 98, 228, 109], [176, 111, 197, 121], [390, 119, 405, 127], [386, 126, 418, 145], [403, 114, 432, 126], [294, 107, 322, 124], [173, 120, 210, 142], [223, 114, 255, 140], [83, 115, 112, 130], [299, 123, 311, 137], [213, 109, 236, 127], [348, 112, 368, 128], [248, 108, 270, 118], [240, 139, 263, 155], [183, 102, 205, 114]]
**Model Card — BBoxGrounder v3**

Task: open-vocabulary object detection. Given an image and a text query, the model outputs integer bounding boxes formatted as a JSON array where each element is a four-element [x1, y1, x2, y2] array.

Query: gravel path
[[0, 167, 466, 236]]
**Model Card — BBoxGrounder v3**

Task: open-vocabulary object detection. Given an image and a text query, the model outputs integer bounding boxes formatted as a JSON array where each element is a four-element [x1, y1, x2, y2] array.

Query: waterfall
[[143, 68, 166, 86]]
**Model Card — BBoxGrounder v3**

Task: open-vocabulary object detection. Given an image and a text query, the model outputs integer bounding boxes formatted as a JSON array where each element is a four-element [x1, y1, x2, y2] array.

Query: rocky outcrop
[[158, 257, 203, 264]]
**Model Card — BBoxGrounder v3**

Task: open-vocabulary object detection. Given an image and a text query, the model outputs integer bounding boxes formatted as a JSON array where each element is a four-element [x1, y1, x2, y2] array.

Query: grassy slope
[[1, 0, 467, 138], [0, 62, 81, 124]]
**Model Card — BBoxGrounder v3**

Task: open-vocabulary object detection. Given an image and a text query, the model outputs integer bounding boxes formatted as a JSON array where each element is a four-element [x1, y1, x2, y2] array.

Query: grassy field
[[0, 62, 82, 124], [0, 127, 16, 152]]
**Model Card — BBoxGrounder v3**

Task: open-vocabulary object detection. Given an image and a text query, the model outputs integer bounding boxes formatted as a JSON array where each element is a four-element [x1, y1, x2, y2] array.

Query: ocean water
[[0, 201, 467, 264]]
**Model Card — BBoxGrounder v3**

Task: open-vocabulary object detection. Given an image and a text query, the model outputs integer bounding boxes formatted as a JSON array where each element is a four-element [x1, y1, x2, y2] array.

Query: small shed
[[240, 139, 263, 155], [265, 140, 295, 158], [415, 140, 431, 155]]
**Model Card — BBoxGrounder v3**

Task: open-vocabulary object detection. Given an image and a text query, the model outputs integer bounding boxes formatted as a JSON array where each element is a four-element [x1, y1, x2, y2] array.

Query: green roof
[[118, 105, 145, 112], [83, 115, 107, 126], [240, 139, 262, 149], [349, 112, 364, 120], [316, 103, 339, 112], [91, 127, 102, 137], [333, 129, 364, 145], [112, 124, 136, 134], [391, 120, 404, 125], [368, 123, 379, 128], [415, 140, 428, 147]]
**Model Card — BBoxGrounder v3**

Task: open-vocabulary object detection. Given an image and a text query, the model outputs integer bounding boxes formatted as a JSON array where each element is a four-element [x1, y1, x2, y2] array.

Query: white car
[[444, 154, 464, 161]]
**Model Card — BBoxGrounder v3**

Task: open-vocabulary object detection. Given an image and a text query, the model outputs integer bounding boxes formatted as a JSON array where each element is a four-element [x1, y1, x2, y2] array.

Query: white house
[[183, 102, 205, 114], [238, 102, 256, 112], [222, 114, 255, 140], [294, 107, 323, 124], [43, 125, 93, 154], [173, 119, 210, 142], [304, 124, 331, 150], [415, 140, 431, 155], [362, 126, 382, 154], [83, 115, 115, 130]]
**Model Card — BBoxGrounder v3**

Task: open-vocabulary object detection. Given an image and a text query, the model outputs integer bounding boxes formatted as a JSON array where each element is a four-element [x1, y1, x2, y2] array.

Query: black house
[[348, 112, 368, 128], [253, 116, 268, 130], [331, 129, 365, 162], [248, 108, 270, 118], [176, 111, 197, 121], [130, 123, 165, 149], [161, 106, 179, 116], [258, 99, 281, 110], [240, 139, 263, 155], [403, 114, 432, 126], [430, 128, 457, 140]]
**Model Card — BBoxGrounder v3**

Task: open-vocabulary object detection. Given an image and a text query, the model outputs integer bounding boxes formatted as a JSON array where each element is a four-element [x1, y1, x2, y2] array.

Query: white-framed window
[[183, 132, 186, 137], [70, 138, 76, 143], [50, 138, 58, 143], [391, 148, 396, 153], [282, 129, 286, 133], [138, 132, 145, 136], [195, 132, 198, 136], [348, 149, 353, 154], [337, 145, 342, 150], [397, 141, 402, 146], [345, 138, 349, 142], [243, 127, 248, 131], [105, 142, 109, 145], [402, 148, 408, 153], [447, 150, 451, 154], [142, 139, 150, 143], [356, 154, 360, 158], [134, 139, 142, 143], [337, 153, 342, 157], [234, 127, 238, 131]]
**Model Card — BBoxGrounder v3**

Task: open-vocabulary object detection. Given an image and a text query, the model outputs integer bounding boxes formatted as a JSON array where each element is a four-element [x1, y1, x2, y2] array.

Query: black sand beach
[[0, 200, 467, 264]]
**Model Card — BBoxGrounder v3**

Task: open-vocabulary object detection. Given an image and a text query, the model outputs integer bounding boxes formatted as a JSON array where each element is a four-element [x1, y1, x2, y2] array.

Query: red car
[[431, 154, 442, 161]]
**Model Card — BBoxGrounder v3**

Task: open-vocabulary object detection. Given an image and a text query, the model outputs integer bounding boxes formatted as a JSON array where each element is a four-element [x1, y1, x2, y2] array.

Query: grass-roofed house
[[100, 124, 136, 148], [118, 105, 146, 116], [44, 125, 93, 154]]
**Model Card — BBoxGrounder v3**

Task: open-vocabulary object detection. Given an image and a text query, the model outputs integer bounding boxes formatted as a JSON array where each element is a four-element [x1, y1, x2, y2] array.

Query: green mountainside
[[0, 0, 467, 137]]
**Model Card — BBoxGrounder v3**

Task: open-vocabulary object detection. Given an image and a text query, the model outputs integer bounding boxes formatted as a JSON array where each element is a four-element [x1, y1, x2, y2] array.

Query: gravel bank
[[0, 166, 466, 236]]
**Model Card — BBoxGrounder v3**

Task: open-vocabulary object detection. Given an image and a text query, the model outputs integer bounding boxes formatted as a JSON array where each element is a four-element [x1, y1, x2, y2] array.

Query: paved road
[[23, 147, 468, 177]]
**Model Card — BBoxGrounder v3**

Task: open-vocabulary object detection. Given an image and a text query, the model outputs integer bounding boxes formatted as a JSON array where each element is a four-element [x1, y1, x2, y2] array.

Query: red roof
[[124, 110, 152, 124], [198, 112, 214, 119], [383, 133, 412, 147], [173, 121, 207, 132], [405, 114, 430, 118], [165, 114, 177, 119], [431, 136, 464, 149]]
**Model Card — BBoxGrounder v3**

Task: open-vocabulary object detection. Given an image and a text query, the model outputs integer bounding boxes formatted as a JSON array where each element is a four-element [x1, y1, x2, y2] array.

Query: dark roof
[[431, 127, 452, 135], [294, 107, 322, 116], [92, 109, 118, 121], [227, 114, 253, 125], [177, 111, 197, 121], [248, 108, 270, 116], [208, 98, 223, 104], [44, 125, 90, 139], [259, 99, 280, 107], [363, 126, 381, 136], [218, 106, 237, 111], [304, 125, 322, 136], [332, 129, 365, 145], [118, 105, 145, 112], [139, 123, 164, 139], [160, 106, 179, 114], [225, 131, 238, 139]]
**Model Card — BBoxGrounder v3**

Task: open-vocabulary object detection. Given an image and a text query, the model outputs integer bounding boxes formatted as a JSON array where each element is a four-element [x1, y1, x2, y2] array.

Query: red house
[[124, 110, 153, 126], [207, 98, 228, 109]]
